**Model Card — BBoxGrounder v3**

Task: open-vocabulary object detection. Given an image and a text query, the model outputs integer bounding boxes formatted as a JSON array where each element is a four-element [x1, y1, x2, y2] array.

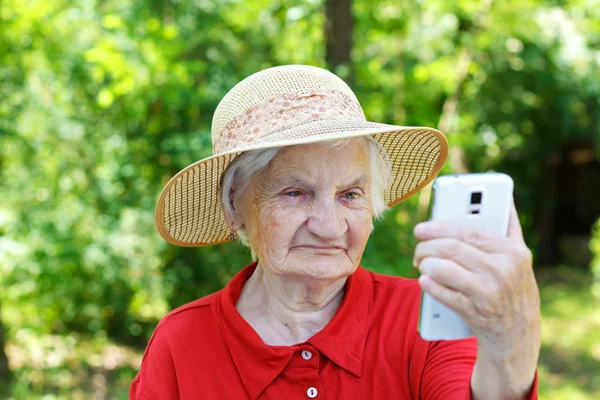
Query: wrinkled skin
[[230, 140, 373, 282], [413, 200, 541, 399]]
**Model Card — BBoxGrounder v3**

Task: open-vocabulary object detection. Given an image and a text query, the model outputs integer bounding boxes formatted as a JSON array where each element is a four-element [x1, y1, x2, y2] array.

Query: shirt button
[[301, 350, 313, 360], [306, 387, 318, 398]]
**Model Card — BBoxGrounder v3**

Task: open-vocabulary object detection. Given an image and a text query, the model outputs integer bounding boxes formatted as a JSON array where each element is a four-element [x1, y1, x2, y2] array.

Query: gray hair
[[219, 137, 390, 254]]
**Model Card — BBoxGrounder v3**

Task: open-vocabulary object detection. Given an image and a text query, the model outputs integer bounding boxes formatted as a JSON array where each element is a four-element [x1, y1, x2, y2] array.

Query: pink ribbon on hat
[[213, 89, 366, 154]]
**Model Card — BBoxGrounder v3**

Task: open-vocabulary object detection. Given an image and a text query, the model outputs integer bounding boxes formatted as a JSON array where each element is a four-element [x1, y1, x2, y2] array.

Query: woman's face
[[232, 139, 374, 281]]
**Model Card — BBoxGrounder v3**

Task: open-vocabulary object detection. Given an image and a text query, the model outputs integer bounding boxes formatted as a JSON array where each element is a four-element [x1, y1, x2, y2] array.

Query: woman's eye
[[344, 192, 359, 200], [285, 190, 302, 197]]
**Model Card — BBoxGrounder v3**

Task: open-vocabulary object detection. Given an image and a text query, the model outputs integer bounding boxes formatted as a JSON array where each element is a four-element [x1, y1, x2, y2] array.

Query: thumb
[[507, 197, 524, 239]]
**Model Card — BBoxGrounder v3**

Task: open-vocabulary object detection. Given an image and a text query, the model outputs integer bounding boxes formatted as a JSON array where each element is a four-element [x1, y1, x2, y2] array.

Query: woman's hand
[[413, 199, 541, 399]]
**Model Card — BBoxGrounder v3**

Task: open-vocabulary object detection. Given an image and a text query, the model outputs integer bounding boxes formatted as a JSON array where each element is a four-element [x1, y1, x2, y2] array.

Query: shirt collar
[[216, 262, 373, 400], [308, 264, 372, 377]]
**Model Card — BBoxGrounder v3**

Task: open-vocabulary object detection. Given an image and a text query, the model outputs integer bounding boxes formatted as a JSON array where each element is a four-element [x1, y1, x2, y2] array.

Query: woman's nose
[[305, 199, 347, 240]]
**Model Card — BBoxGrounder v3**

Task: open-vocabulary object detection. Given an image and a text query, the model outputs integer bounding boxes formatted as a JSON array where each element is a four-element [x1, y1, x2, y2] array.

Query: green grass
[[536, 266, 600, 399], [1, 266, 598, 399]]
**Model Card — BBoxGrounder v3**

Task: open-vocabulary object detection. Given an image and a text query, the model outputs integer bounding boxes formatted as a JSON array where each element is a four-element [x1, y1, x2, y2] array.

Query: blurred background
[[0, 0, 599, 398]]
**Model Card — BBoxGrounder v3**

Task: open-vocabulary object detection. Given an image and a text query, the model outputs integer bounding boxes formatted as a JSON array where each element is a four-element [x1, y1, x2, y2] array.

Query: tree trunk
[[0, 300, 12, 389], [536, 153, 560, 266], [325, 0, 353, 83]]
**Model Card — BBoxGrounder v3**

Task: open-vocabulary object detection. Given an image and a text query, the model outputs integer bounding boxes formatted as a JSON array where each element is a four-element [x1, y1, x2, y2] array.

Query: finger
[[414, 238, 486, 271], [414, 220, 504, 253], [417, 257, 476, 295], [507, 197, 524, 239], [418, 274, 474, 317]]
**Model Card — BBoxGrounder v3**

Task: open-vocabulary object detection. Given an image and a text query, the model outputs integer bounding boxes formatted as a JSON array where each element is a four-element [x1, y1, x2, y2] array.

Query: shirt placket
[[296, 345, 324, 399], [299, 347, 321, 399], [265, 344, 325, 399]]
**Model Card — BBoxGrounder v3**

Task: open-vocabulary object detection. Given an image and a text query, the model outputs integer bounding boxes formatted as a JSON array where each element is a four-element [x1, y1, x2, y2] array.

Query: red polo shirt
[[130, 263, 538, 399]]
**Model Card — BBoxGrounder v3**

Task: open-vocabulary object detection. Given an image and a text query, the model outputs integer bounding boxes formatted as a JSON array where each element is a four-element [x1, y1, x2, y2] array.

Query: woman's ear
[[223, 194, 244, 231]]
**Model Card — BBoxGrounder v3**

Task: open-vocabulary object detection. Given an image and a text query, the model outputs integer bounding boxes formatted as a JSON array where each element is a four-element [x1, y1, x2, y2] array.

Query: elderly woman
[[130, 65, 540, 399]]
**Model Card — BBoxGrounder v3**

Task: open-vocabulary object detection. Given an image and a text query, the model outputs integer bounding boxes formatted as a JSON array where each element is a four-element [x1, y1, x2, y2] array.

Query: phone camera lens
[[470, 192, 482, 205]]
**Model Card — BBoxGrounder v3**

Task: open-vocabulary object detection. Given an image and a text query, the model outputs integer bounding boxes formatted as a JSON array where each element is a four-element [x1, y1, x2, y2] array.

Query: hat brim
[[155, 119, 448, 247]]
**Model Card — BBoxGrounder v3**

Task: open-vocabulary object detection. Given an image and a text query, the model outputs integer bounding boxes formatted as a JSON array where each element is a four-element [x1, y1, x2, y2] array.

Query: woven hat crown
[[211, 65, 362, 153]]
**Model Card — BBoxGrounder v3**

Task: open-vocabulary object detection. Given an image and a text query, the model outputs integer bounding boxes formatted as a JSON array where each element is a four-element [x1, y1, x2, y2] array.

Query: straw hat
[[155, 65, 448, 247]]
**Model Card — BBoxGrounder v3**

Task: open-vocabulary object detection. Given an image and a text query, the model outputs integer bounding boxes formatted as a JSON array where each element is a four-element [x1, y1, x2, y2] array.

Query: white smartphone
[[417, 172, 514, 341]]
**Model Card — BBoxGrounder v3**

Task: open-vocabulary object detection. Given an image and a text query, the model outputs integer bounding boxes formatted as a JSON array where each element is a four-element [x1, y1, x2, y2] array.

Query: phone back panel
[[418, 173, 513, 341], [430, 173, 513, 236]]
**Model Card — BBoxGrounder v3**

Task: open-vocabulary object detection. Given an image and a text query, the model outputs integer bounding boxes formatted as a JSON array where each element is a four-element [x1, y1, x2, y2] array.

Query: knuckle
[[489, 259, 512, 287], [476, 300, 497, 319], [475, 284, 502, 318], [446, 290, 461, 305], [449, 291, 471, 314], [439, 240, 460, 259], [517, 245, 533, 264], [463, 228, 484, 245]]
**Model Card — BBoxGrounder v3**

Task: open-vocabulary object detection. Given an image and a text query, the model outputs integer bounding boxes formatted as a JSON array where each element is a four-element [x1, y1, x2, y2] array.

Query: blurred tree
[[325, 0, 353, 82]]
